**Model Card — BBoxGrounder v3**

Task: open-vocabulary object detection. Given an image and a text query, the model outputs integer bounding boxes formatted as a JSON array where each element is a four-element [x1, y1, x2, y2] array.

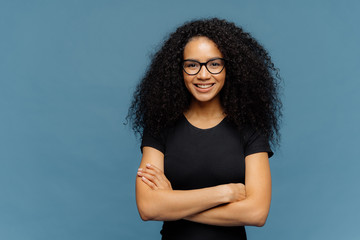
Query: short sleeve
[[140, 128, 166, 154], [244, 128, 273, 158]]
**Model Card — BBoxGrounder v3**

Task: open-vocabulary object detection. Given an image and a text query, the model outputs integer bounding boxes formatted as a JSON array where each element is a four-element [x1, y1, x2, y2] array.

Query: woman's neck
[[185, 97, 225, 121]]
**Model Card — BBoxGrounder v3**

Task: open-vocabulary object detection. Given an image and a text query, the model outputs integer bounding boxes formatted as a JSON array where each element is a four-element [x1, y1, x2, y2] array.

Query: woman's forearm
[[136, 182, 233, 221], [184, 196, 270, 227]]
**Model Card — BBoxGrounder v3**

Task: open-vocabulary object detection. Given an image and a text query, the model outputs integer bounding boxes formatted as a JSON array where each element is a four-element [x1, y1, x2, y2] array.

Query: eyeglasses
[[182, 58, 225, 75]]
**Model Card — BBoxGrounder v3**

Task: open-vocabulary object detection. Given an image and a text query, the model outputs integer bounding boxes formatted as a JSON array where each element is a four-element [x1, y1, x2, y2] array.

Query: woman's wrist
[[216, 184, 233, 204], [220, 183, 246, 203]]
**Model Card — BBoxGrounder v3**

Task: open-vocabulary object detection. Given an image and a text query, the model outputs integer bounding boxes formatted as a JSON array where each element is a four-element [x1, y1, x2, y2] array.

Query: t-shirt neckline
[[182, 114, 227, 131]]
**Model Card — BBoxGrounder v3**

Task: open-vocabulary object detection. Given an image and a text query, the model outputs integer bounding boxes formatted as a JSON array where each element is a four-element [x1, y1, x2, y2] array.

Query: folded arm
[[136, 147, 245, 221], [184, 152, 272, 226]]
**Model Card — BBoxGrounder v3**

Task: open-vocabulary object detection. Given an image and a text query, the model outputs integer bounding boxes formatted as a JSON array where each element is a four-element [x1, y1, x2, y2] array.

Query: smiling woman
[[127, 18, 282, 240]]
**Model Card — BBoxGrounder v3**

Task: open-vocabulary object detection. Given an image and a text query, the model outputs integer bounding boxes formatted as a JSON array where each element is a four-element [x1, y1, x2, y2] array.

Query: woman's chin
[[191, 93, 220, 104]]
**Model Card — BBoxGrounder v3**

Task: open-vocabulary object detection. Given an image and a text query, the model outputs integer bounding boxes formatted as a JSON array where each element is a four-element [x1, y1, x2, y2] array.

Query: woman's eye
[[209, 62, 221, 68], [185, 62, 198, 68]]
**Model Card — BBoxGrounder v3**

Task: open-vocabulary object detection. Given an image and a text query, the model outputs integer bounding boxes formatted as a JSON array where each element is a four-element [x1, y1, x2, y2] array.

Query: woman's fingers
[[146, 163, 162, 173], [140, 176, 158, 190], [144, 164, 163, 178], [140, 164, 165, 182], [138, 164, 173, 190], [137, 170, 160, 185], [145, 164, 173, 189], [140, 166, 158, 177], [138, 168, 158, 181]]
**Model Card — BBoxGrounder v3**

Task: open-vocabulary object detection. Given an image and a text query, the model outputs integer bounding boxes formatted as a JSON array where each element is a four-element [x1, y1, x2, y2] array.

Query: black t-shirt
[[141, 115, 273, 240]]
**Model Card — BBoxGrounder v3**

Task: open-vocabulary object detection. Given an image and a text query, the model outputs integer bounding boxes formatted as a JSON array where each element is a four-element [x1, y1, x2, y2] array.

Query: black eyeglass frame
[[182, 58, 226, 75]]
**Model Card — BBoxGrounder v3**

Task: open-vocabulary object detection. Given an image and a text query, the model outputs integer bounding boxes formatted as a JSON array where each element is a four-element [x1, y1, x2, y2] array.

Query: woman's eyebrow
[[183, 58, 199, 62], [183, 57, 222, 62]]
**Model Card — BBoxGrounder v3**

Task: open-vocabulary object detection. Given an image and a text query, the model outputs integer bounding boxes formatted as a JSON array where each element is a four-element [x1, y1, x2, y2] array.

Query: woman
[[128, 18, 282, 240]]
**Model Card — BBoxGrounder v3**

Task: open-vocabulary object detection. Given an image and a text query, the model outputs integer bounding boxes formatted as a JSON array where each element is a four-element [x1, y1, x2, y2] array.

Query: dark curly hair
[[127, 18, 282, 147]]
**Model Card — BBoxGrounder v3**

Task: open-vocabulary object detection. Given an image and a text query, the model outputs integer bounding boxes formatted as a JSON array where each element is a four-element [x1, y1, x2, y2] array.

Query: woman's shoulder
[[141, 116, 184, 152]]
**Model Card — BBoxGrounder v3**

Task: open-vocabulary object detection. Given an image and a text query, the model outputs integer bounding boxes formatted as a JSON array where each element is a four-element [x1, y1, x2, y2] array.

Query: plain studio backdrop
[[1, 0, 359, 239]]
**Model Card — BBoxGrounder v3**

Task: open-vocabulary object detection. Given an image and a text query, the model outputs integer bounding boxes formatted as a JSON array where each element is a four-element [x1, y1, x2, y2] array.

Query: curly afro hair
[[128, 18, 282, 147]]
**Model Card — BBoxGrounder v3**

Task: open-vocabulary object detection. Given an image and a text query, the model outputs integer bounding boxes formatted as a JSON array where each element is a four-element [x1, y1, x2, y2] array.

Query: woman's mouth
[[194, 83, 215, 89]]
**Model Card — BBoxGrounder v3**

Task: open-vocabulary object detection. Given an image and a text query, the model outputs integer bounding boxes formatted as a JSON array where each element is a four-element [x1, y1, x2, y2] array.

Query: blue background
[[1, 0, 359, 239]]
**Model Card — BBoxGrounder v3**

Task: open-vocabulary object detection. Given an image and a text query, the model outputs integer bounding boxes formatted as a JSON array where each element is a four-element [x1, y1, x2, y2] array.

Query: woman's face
[[183, 36, 226, 104]]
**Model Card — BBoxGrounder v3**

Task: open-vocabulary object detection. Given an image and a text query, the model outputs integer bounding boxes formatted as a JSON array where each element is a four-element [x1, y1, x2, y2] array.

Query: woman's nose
[[197, 65, 211, 80]]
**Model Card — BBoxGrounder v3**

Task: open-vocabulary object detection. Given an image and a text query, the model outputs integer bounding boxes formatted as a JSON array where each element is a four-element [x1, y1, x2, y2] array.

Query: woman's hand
[[226, 183, 246, 202], [137, 163, 172, 190]]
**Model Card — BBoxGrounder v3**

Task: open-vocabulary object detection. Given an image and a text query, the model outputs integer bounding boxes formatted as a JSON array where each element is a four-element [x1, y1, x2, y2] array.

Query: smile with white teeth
[[195, 83, 214, 89]]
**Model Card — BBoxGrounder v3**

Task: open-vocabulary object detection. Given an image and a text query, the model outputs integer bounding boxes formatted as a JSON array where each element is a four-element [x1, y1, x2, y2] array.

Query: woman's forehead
[[183, 36, 223, 61]]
